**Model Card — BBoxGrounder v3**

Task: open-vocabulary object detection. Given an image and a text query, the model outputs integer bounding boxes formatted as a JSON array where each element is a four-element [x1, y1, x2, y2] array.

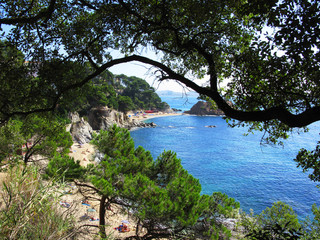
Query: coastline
[[69, 111, 185, 167], [65, 112, 186, 238], [127, 111, 184, 122]]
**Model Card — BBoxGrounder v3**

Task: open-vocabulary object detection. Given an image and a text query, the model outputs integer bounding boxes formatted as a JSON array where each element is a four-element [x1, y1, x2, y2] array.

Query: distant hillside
[[58, 70, 170, 117]]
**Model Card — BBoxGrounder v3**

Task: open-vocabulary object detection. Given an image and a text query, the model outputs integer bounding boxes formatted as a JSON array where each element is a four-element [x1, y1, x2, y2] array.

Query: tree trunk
[[135, 219, 141, 239], [99, 195, 107, 239]]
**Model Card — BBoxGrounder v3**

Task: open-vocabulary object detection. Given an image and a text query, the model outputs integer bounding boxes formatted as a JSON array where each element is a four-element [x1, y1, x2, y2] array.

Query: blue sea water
[[131, 93, 320, 219], [158, 91, 199, 112]]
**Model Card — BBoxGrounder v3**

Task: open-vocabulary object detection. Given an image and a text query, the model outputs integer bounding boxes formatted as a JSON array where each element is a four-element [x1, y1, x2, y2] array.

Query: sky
[[109, 62, 207, 93], [108, 48, 208, 93]]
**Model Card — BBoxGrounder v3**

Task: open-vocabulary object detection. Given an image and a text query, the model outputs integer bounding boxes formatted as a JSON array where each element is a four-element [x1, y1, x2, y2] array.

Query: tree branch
[[114, 55, 320, 128], [0, 0, 57, 25], [74, 181, 102, 194], [2, 54, 319, 128]]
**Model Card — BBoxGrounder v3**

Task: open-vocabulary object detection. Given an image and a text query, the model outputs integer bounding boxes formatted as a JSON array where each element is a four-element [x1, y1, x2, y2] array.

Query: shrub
[[0, 164, 77, 239], [242, 202, 303, 240], [44, 153, 86, 181]]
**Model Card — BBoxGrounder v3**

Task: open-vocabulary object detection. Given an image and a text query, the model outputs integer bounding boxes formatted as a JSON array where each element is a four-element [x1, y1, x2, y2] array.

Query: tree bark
[[99, 195, 107, 239]]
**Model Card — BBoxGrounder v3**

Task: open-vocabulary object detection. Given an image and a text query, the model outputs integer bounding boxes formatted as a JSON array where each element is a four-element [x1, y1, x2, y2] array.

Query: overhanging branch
[[0, 0, 57, 25], [2, 54, 319, 128], [117, 55, 320, 128]]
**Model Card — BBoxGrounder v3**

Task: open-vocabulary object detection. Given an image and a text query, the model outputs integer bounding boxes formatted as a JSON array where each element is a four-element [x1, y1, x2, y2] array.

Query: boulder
[[127, 119, 157, 130], [184, 101, 225, 115], [205, 125, 217, 128], [94, 151, 105, 163], [68, 112, 81, 122], [69, 117, 93, 144], [163, 107, 176, 114]]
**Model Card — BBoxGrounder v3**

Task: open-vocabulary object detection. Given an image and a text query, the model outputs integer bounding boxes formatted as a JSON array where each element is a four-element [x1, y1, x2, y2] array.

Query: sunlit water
[[130, 94, 320, 219]]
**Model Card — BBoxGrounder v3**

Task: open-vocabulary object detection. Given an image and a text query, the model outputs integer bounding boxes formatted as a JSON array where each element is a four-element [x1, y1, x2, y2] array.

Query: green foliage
[[257, 202, 301, 232], [21, 114, 73, 156], [119, 74, 167, 111], [300, 204, 320, 240], [143, 151, 202, 227], [0, 41, 36, 122], [0, 39, 167, 121], [0, 114, 72, 164], [196, 192, 240, 239], [0, 164, 76, 239], [152, 150, 183, 186], [44, 154, 86, 181], [241, 202, 303, 240], [56, 69, 168, 115], [295, 142, 320, 182], [246, 222, 303, 240], [0, 119, 24, 163], [92, 124, 135, 159], [63, 69, 119, 114], [0, 40, 166, 122], [222, 0, 320, 143], [90, 125, 239, 239], [117, 95, 135, 113]]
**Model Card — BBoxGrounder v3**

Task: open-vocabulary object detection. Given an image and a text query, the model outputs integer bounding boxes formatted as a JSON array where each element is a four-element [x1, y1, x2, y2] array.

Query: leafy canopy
[[1, 0, 319, 134], [0, 113, 72, 164], [0, 0, 318, 155]]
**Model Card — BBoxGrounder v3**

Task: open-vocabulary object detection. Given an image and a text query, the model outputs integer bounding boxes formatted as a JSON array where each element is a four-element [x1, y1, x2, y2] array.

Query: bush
[[0, 164, 77, 239], [242, 202, 303, 240], [44, 154, 86, 181]]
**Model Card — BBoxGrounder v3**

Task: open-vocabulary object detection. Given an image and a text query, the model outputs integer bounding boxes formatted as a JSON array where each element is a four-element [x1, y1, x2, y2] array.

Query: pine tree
[[42, 124, 239, 239], [89, 125, 239, 239]]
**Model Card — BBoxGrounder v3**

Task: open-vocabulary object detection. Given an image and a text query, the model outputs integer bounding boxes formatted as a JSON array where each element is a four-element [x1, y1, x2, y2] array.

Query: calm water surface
[[131, 94, 320, 219]]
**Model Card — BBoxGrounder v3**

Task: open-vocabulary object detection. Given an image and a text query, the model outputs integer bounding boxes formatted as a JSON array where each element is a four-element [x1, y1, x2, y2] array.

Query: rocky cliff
[[184, 101, 225, 116], [67, 112, 94, 144], [88, 107, 156, 131], [67, 107, 156, 144], [88, 107, 129, 130]]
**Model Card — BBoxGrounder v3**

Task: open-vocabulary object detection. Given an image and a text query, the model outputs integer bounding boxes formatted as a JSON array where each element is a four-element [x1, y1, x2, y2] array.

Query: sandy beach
[[65, 142, 141, 239], [68, 142, 96, 167], [127, 110, 183, 121]]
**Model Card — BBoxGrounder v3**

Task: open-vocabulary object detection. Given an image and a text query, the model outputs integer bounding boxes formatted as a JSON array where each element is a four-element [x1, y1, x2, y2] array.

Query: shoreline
[[127, 111, 184, 122], [129, 112, 225, 122], [69, 112, 184, 167]]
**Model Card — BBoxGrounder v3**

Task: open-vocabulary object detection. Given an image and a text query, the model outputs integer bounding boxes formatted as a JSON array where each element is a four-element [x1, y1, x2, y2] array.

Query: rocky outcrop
[[205, 125, 217, 128], [88, 106, 156, 131], [129, 119, 157, 130], [163, 107, 177, 114], [184, 101, 225, 116], [68, 112, 93, 144], [68, 111, 81, 123], [88, 107, 128, 130], [94, 151, 104, 163]]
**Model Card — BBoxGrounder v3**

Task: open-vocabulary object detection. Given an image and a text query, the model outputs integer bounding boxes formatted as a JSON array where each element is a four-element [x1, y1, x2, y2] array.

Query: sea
[[130, 91, 320, 219]]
